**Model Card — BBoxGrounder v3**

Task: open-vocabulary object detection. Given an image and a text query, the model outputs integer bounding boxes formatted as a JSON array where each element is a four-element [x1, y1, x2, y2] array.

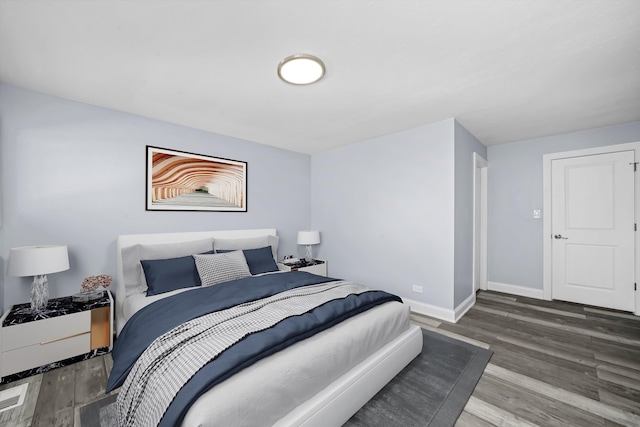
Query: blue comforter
[[107, 272, 401, 427]]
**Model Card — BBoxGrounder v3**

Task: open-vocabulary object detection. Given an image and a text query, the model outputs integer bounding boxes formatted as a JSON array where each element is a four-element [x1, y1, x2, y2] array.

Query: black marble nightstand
[[0, 290, 113, 384]]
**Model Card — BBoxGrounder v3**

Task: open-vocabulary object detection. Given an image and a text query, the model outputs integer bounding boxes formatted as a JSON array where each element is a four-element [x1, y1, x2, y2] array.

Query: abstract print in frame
[[146, 146, 247, 212]]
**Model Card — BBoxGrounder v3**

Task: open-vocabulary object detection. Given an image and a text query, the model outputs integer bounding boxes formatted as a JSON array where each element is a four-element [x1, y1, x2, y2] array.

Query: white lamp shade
[[8, 245, 70, 277], [297, 231, 320, 245]]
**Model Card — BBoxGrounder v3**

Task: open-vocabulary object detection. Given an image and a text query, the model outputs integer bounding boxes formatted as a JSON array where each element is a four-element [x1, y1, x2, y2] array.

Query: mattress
[[181, 300, 411, 426]]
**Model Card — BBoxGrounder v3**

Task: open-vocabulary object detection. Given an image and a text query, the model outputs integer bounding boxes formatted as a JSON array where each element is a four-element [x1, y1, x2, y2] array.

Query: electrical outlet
[[412, 285, 423, 293]]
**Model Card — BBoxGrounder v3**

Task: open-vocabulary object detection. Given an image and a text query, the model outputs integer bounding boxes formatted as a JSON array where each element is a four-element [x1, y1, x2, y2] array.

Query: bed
[[111, 228, 423, 426]]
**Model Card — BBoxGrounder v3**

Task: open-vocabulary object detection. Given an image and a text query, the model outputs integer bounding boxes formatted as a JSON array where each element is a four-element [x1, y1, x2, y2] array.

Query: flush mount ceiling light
[[278, 54, 325, 85]]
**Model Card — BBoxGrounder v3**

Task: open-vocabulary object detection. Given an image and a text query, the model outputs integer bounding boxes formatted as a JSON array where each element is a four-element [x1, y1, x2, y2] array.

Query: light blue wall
[[454, 121, 487, 307], [7, 79, 635, 315], [0, 83, 312, 311], [311, 119, 457, 308], [487, 121, 640, 290]]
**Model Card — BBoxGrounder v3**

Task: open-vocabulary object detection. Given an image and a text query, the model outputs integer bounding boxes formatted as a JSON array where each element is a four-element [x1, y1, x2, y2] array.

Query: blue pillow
[[141, 250, 214, 296], [216, 246, 279, 275]]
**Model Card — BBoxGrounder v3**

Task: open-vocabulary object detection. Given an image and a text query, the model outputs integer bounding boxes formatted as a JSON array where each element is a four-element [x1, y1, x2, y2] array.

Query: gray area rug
[[345, 329, 492, 426], [80, 329, 492, 427]]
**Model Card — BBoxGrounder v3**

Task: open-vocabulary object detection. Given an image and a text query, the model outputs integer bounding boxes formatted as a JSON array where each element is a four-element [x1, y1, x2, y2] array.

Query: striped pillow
[[193, 250, 251, 287]]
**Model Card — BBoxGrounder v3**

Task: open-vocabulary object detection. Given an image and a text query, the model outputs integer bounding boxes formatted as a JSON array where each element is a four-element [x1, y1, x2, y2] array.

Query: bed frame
[[114, 228, 423, 426]]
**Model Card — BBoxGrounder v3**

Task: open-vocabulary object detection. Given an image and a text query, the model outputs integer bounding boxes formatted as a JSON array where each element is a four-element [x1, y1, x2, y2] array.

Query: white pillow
[[193, 251, 251, 287]]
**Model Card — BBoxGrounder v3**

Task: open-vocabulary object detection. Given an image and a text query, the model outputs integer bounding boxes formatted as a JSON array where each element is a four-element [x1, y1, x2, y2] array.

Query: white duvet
[[182, 300, 410, 426], [121, 275, 412, 426]]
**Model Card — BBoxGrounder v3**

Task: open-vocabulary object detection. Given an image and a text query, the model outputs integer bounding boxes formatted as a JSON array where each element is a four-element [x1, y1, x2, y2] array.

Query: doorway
[[473, 153, 488, 293], [543, 142, 640, 315]]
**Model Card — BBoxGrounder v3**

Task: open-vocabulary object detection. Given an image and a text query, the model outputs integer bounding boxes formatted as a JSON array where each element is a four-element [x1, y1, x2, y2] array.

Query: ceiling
[[1, 1, 638, 154]]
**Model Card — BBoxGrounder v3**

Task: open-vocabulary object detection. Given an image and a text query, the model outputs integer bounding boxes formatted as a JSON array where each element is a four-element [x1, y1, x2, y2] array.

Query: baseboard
[[403, 293, 476, 323], [487, 281, 544, 300], [402, 298, 456, 323], [454, 292, 476, 322]]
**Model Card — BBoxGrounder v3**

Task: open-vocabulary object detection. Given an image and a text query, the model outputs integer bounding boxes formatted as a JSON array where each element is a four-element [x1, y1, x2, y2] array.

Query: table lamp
[[297, 231, 320, 261], [8, 245, 70, 311]]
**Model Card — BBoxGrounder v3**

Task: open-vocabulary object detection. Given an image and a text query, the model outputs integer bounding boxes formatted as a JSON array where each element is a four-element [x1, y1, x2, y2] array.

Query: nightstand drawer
[[2, 311, 91, 351], [2, 333, 90, 376]]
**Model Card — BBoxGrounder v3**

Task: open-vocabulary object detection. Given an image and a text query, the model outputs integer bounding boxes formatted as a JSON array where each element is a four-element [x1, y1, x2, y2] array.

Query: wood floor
[[411, 291, 640, 427], [1, 290, 639, 426], [0, 345, 115, 426]]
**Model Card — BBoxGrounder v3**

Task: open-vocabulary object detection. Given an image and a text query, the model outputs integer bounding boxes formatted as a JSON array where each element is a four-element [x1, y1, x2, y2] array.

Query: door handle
[[554, 234, 568, 240]]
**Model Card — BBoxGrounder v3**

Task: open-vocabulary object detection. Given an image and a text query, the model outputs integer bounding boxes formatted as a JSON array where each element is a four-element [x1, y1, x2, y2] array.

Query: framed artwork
[[146, 146, 247, 212]]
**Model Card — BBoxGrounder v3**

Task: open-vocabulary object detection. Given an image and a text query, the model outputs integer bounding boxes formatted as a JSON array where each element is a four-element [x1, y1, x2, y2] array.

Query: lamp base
[[31, 274, 49, 312], [304, 245, 314, 262]]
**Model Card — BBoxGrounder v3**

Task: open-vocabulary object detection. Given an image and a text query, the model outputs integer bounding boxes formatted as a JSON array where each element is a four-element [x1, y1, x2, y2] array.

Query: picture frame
[[146, 146, 247, 212]]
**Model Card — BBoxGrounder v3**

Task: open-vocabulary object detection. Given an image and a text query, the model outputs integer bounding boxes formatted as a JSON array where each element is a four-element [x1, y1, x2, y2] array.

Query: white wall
[[487, 121, 640, 291], [0, 83, 312, 311], [311, 119, 457, 309]]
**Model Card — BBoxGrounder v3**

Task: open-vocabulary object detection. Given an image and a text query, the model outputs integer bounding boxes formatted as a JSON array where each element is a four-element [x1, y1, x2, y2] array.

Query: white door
[[551, 150, 635, 311]]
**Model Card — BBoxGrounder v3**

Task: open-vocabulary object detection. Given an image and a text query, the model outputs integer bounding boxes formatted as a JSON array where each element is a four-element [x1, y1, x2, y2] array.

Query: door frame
[[543, 141, 640, 315], [473, 153, 488, 292]]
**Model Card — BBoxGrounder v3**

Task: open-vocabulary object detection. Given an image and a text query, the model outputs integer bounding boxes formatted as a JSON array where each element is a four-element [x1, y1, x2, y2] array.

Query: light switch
[[533, 209, 541, 219]]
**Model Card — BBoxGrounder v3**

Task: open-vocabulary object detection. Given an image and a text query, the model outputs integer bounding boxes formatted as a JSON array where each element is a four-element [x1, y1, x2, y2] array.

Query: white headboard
[[115, 228, 277, 335]]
